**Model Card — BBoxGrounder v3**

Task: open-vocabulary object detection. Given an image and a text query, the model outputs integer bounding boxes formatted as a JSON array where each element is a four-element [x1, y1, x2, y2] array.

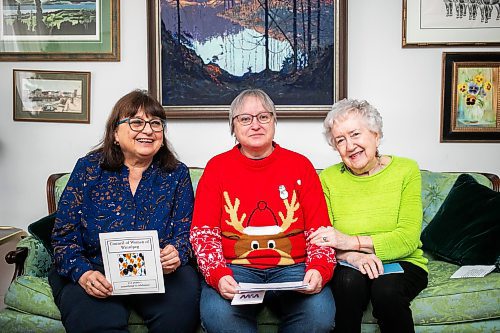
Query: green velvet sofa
[[1, 169, 499, 333]]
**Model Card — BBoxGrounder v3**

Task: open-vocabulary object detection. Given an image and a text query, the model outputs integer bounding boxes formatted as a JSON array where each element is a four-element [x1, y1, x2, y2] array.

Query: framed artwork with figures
[[441, 53, 500, 142], [147, 0, 346, 118], [403, 0, 500, 47]]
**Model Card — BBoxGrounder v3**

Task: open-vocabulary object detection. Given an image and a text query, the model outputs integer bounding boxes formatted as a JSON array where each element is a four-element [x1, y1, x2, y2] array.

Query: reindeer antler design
[[224, 191, 246, 232], [278, 190, 299, 231]]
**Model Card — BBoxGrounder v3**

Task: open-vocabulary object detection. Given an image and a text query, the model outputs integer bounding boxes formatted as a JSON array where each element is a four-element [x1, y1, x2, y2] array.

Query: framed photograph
[[403, 0, 500, 47], [147, 0, 346, 118], [13, 69, 90, 123], [441, 52, 500, 142], [0, 0, 119, 61]]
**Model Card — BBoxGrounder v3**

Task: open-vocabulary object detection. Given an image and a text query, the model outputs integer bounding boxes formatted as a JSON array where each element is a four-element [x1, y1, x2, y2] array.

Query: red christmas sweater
[[190, 144, 336, 290]]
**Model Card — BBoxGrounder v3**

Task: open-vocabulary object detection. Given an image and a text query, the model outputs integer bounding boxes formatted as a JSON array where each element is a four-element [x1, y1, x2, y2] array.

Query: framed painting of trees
[[0, 0, 119, 61], [147, 0, 346, 118]]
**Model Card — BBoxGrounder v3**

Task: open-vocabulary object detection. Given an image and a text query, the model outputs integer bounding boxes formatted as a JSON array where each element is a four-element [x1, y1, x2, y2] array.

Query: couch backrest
[[49, 169, 499, 231]]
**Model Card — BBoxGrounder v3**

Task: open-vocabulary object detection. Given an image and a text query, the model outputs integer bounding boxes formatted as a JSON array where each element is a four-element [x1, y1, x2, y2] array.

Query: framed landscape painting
[[147, 0, 347, 118], [441, 53, 500, 142], [13, 69, 90, 123], [0, 0, 119, 61], [403, 0, 500, 47]]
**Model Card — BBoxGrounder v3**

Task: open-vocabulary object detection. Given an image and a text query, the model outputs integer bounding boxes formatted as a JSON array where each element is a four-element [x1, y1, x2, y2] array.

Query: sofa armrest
[[5, 247, 28, 282], [5, 236, 53, 280], [482, 172, 500, 192]]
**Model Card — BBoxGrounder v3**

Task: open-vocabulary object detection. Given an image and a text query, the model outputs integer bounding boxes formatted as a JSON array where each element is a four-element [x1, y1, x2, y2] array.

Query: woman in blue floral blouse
[[49, 90, 200, 333]]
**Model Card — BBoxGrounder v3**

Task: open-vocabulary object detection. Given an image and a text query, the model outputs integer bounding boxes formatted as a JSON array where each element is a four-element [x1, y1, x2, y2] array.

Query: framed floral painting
[[441, 52, 500, 142]]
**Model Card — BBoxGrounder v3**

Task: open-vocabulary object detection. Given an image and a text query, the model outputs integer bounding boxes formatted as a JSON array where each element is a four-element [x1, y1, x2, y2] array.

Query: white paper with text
[[99, 230, 164, 295], [450, 265, 496, 279]]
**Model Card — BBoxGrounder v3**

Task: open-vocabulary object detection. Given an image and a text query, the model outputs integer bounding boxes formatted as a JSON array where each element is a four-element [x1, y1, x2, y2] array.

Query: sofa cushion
[[17, 236, 52, 277], [28, 213, 56, 258], [361, 259, 500, 325], [420, 171, 493, 229], [4, 276, 61, 320], [421, 174, 500, 266], [0, 308, 65, 333], [4, 275, 147, 326]]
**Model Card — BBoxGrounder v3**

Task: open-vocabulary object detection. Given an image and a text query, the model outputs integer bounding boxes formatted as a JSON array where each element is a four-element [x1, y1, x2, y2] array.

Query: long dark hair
[[93, 89, 178, 171]]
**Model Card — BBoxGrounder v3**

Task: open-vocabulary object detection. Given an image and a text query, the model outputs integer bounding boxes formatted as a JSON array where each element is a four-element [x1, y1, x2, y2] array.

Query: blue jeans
[[200, 263, 335, 333]]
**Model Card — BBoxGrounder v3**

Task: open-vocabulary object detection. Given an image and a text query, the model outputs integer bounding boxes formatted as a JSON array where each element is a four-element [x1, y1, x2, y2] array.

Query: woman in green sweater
[[308, 99, 428, 333]]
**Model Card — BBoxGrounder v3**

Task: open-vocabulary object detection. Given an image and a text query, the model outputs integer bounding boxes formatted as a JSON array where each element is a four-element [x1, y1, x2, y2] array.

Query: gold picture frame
[[441, 52, 500, 142]]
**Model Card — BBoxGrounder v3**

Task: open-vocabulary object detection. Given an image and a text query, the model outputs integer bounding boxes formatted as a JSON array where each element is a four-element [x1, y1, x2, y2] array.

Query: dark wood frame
[[0, 0, 120, 61], [402, 0, 500, 48], [441, 52, 500, 143], [13, 69, 91, 124], [146, 0, 347, 118]]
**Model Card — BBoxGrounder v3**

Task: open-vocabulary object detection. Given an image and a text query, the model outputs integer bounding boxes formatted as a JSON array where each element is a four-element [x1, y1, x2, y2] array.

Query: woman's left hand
[[160, 244, 181, 274], [299, 269, 323, 294], [308, 226, 351, 250], [346, 252, 384, 279]]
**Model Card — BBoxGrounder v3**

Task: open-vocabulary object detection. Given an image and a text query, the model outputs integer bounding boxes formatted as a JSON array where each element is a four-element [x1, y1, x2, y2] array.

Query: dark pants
[[49, 265, 200, 333], [331, 261, 428, 333]]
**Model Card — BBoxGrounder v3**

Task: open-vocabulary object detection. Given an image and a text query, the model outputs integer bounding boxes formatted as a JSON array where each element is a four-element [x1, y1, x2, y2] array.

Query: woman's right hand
[[218, 275, 239, 300], [345, 252, 384, 279], [78, 270, 113, 298]]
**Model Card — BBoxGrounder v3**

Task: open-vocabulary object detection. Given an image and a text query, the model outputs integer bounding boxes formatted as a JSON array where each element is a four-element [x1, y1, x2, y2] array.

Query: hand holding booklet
[[99, 230, 165, 295], [232, 281, 309, 305]]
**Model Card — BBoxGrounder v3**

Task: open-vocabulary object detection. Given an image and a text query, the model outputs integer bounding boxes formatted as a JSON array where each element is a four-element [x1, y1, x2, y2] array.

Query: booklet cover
[[338, 260, 404, 274], [99, 230, 165, 295]]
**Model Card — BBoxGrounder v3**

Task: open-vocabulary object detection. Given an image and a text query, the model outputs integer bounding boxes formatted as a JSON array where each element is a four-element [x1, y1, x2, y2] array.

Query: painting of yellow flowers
[[441, 53, 500, 142]]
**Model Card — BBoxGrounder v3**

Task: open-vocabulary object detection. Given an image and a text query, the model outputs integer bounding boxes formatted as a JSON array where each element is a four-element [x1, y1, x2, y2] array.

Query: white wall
[[1, 0, 499, 229]]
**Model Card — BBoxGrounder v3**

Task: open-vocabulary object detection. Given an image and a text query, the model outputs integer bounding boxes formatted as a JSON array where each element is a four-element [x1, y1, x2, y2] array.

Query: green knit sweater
[[319, 156, 428, 272]]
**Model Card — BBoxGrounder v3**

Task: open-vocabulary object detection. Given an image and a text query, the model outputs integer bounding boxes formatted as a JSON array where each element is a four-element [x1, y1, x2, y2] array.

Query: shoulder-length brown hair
[[93, 89, 178, 171]]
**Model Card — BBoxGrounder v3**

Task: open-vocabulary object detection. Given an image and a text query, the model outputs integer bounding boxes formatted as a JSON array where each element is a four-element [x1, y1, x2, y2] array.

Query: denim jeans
[[200, 263, 335, 333]]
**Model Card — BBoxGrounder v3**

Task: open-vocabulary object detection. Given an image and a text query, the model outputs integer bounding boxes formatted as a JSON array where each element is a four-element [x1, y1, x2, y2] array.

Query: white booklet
[[99, 230, 165, 295], [450, 265, 496, 279], [232, 281, 309, 306], [238, 281, 309, 292]]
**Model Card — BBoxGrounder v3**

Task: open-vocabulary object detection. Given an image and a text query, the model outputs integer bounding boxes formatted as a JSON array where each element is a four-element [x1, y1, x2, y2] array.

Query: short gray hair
[[229, 89, 277, 135], [323, 98, 383, 149]]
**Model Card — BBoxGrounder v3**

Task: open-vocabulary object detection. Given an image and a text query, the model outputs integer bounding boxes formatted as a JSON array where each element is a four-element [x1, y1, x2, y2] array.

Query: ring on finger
[[322, 236, 328, 242], [91, 281, 95, 287]]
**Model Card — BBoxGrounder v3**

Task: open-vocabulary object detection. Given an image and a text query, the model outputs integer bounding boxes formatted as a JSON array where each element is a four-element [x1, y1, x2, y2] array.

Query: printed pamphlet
[[99, 230, 165, 295]]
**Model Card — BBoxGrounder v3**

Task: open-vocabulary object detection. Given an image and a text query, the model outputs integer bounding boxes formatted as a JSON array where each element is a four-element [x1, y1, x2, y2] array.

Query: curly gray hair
[[229, 89, 277, 135], [323, 98, 383, 149]]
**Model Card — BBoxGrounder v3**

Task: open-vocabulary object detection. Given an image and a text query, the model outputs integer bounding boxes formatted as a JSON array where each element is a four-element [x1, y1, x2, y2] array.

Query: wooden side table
[[0, 227, 26, 310]]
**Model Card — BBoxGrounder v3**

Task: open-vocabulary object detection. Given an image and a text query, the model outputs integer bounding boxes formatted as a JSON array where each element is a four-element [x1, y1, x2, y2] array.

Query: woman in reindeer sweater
[[190, 89, 337, 333]]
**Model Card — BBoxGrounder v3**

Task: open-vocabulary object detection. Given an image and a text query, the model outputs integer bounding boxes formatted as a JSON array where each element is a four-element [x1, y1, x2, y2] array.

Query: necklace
[[342, 156, 386, 176]]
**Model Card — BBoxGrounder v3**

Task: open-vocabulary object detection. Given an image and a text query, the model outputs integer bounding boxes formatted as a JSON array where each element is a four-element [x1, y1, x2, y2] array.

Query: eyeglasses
[[117, 117, 165, 132], [232, 112, 273, 126]]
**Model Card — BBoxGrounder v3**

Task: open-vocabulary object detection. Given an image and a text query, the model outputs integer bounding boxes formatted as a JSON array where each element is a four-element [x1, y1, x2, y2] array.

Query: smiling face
[[331, 113, 380, 175], [233, 95, 275, 159], [114, 108, 164, 166]]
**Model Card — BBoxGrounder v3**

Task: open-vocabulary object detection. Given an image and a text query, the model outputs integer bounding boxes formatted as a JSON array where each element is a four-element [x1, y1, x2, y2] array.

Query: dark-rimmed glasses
[[232, 112, 273, 126], [116, 118, 165, 132]]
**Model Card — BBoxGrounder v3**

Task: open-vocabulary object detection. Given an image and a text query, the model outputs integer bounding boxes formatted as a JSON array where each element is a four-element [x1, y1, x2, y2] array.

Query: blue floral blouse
[[52, 152, 195, 283]]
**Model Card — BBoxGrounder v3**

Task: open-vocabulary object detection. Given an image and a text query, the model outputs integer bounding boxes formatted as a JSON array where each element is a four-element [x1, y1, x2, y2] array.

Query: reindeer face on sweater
[[221, 187, 303, 267]]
